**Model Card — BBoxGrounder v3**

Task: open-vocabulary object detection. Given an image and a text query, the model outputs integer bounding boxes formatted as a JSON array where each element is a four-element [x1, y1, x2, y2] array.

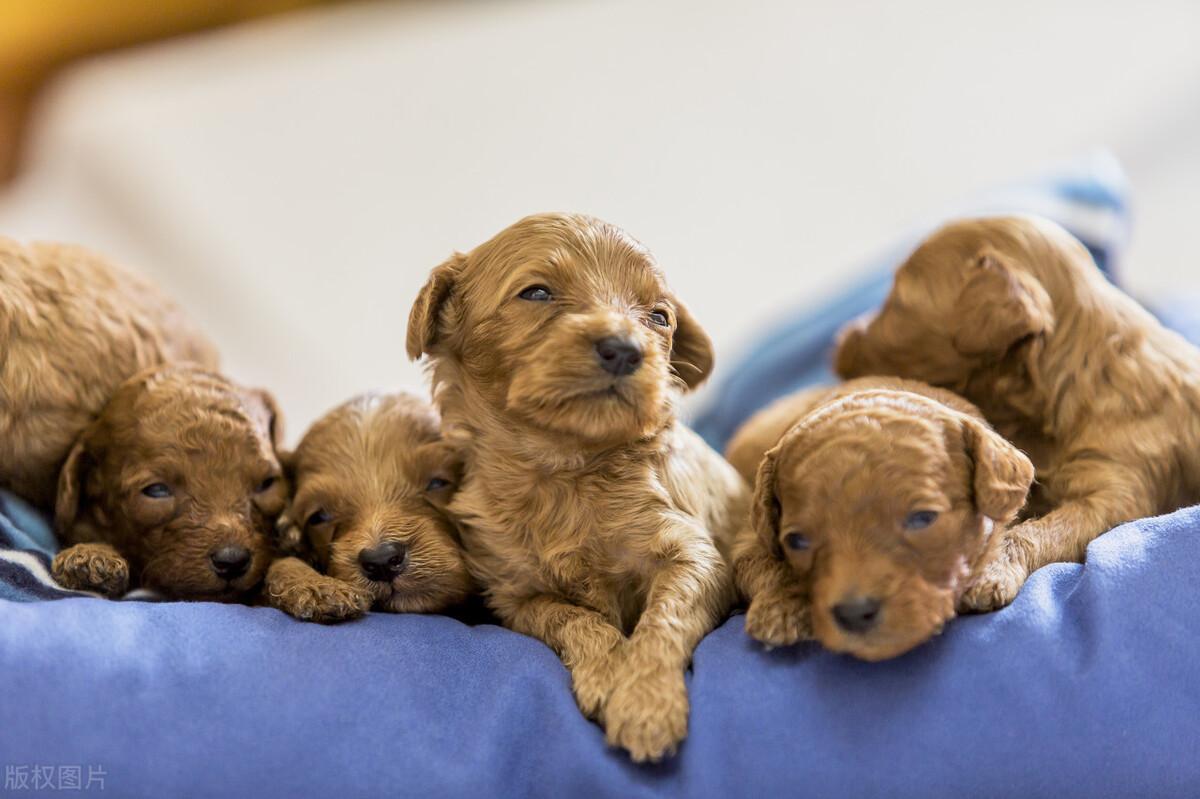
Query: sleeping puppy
[[836, 214, 1200, 610], [265, 391, 473, 623], [51, 365, 287, 601], [727, 377, 1034, 660], [406, 213, 749, 762], [0, 238, 218, 511]]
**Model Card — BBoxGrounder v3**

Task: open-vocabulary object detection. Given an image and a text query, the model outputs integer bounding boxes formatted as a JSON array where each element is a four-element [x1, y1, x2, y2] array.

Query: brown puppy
[[0, 238, 218, 510], [728, 377, 1034, 660], [407, 213, 748, 762], [51, 365, 287, 600], [265, 391, 473, 623], [836, 214, 1200, 610]]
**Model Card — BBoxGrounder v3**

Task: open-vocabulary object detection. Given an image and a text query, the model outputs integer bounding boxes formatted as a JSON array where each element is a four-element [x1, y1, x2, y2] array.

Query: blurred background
[[0, 0, 1198, 438]]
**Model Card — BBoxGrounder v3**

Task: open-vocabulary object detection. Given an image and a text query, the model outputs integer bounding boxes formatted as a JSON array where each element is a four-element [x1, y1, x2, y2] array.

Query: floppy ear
[[407, 253, 466, 361], [749, 446, 784, 558], [55, 433, 97, 538], [242, 388, 285, 450], [833, 314, 875, 379], [669, 296, 715, 390], [962, 418, 1034, 522], [952, 250, 1055, 358]]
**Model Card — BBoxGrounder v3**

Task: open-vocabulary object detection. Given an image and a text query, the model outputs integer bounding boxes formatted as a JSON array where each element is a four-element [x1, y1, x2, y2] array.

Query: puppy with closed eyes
[[51, 364, 288, 600], [407, 213, 749, 762], [265, 391, 474, 623], [835, 215, 1200, 610], [728, 377, 1034, 660]]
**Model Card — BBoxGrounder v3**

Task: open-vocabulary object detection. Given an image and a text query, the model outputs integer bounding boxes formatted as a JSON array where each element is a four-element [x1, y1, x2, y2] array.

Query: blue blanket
[[2, 152, 1196, 798]]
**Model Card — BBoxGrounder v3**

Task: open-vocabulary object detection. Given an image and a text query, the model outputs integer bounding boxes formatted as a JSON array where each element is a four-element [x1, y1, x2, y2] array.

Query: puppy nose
[[358, 542, 407, 582], [831, 596, 882, 634], [209, 546, 251, 580], [593, 336, 643, 376]]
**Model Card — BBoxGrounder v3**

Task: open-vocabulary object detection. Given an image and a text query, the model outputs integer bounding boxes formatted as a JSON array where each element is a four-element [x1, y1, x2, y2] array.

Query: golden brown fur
[[265, 391, 473, 623], [836, 215, 1200, 609], [0, 238, 218, 510], [407, 213, 749, 762], [728, 377, 1033, 660], [51, 364, 287, 600]]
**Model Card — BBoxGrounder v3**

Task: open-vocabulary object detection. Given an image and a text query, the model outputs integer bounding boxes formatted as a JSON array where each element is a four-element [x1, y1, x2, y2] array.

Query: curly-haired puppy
[[0, 238, 218, 511], [265, 391, 473, 623], [50, 365, 287, 600], [727, 377, 1034, 660], [406, 213, 749, 762], [836, 214, 1200, 610]]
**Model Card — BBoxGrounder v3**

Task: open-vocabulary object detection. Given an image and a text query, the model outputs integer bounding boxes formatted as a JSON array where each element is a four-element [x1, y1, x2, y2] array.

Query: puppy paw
[[51, 544, 129, 598], [744, 591, 811, 648], [567, 639, 626, 721], [603, 661, 689, 763], [960, 551, 1028, 612], [269, 573, 372, 623]]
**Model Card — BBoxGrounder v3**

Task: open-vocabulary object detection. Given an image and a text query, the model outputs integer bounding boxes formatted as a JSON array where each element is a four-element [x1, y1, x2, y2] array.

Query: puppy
[[836, 214, 1200, 610], [406, 213, 749, 762], [51, 365, 287, 600], [728, 377, 1034, 660], [265, 391, 473, 623], [0, 238, 218, 511]]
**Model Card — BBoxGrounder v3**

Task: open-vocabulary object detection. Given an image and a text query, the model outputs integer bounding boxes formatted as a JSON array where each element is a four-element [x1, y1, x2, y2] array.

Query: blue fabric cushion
[[4, 151, 1196, 798]]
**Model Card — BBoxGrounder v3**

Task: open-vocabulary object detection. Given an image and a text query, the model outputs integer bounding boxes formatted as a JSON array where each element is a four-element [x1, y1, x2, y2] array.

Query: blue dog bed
[[2, 152, 1196, 798]]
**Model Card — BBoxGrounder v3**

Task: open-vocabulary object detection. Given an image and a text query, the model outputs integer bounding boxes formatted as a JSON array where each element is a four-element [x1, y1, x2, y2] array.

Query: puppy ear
[[833, 315, 875, 379], [952, 249, 1055, 357], [962, 418, 1034, 522], [242, 388, 286, 450], [407, 253, 466, 361], [55, 433, 97, 537], [669, 296, 715, 390], [749, 446, 783, 558]]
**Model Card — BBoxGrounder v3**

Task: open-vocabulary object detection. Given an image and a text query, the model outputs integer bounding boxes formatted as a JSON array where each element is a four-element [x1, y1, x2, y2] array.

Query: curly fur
[[835, 215, 1200, 609], [406, 213, 748, 762], [265, 391, 474, 623], [727, 377, 1033, 660]]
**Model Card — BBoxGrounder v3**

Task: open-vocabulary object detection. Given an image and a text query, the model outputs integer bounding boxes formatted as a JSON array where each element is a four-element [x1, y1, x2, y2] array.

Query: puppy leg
[[51, 543, 130, 598], [605, 534, 732, 762], [504, 594, 627, 722], [264, 557, 372, 623], [962, 470, 1155, 611], [733, 527, 812, 648]]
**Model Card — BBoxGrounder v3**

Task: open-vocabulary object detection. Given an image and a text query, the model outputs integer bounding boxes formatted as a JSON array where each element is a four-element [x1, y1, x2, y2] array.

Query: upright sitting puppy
[[407, 213, 749, 762], [52, 365, 288, 601], [0, 238, 218, 511], [265, 391, 474, 623], [836, 215, 1200, 609], [728, 377, 1033, 660]]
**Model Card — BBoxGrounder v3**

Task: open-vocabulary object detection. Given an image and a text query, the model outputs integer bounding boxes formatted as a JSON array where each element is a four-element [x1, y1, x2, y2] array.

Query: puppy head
[[751, 390, 1032, 660], [282, 392, 472, 613], [55, 366, 287, 600], [407, 213, 713, 447], [835, 216, 1060, 389]]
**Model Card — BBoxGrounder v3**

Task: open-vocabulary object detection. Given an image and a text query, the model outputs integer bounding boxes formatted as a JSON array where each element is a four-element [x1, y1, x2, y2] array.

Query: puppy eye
[[904, 510, 939, 530], [518, 285, 553, 302], [425, 477, 452, 491], [141, 483, 173, 499], [782, 532, 809, 551], [648, 309, 670, 327], [306, 509, 332, 528], [255, 476, 277, 493]]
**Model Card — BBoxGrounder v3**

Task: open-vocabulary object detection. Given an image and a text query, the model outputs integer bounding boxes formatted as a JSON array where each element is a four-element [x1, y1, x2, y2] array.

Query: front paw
[[959, 550, 1029, 612], [603, 661, 689, 763], [744, 591, 811, 648], [268, 573, 371, 623], [568, 640, 626, 721], [52, 544, 129, 598]]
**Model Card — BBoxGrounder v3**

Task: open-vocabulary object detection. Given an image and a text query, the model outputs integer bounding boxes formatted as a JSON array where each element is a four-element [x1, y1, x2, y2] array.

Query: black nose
[[358, 542, 407, 582], [832, 597, 882, 634], [593, 336, 643, 376], [209, 546, 251, 580]]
